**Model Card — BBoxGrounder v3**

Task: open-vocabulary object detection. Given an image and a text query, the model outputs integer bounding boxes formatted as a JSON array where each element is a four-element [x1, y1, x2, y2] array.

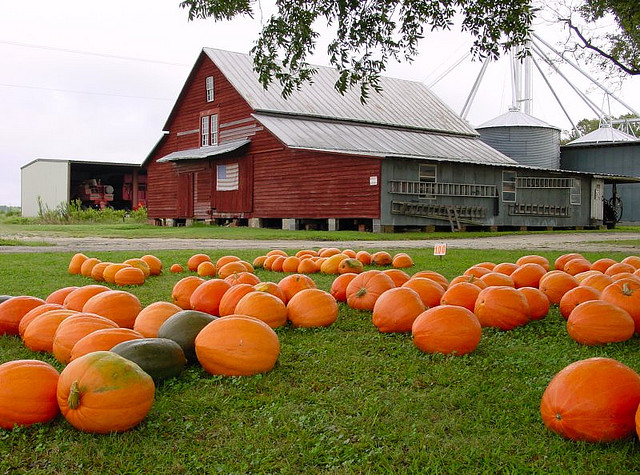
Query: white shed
[[21, 159, 71, 217]]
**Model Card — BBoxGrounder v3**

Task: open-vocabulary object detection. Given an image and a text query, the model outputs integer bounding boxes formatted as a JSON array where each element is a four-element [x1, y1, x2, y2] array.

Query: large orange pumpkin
[[412, 305, 482, 356], [195, 315, 280, 376], [553, 253, 584, 271], [0, 360, 60, 429], [590, 257, 617, 273], [45, 286, 79, 305], [68, 253, 89, 275], [133, 301, 182, 337], [114, 266, 146, 286], [346, 270, 396, 311], [140, 254, 163, 276], [518, 287, 550, 320], [540, 357, 640, 442], [171, 276, 205, 309], [90, 262, 113, 282], [479, 271, 515, 287], [63, 285, 110, 312], [123, 258, 151, 278], [187, 253, 212, 272], [52, 313, 119, 364], [22, 308, 78, 353], [57, 351, 155, 433], [234, 291, 288, 328], [0, 295, 46, 336], [474, 286, 530, 331], [492, 262, 519, 276], [567, 300, 634, 345], [355, 250, 372, 265], [218, 283, 256, 317], [278, 274, 317, 303], [402, 277, 445, 308], [337, 258, 365, 274], [82, 290, 142, 328], [392, 253, 414, 268], [287, 288, 339, 328], [281, 256, 301, 273], [372, 287, 425, 333], [102, 263, 132, 284], [516, 254, 550, 271], [196, 261, 217, 278], [189, 278, 232, 316], [579, 273, 614, 292], [80, 257, 101, 278], [330, 273, 358, 302], [253, 281, 287, 303], [510, 263, 547, 289], [69, 327, 144, 361], [18, 302, 64, 337], [601, 280, 640, 333], [440, 282, 481, 312], [382, 268, 411, 287], [224, 271, 261, 286], [218, 261, 251, 279], [371, 251, 392, 266], [558, 286, 601, 320], [538, 271, 579, 305]]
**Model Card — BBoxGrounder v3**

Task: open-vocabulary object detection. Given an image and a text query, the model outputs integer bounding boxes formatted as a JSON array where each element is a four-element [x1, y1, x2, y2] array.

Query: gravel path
[[1, 232, 638, 254]]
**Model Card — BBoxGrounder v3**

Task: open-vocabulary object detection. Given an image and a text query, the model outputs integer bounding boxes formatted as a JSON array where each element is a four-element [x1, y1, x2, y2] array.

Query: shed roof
[[157, 139, 250, 163], [565, 126, 640, 145], [476, 109, 560, 130]]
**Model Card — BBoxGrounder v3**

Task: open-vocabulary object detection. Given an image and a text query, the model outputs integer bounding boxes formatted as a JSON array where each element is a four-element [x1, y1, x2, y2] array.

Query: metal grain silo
[[476, 109, 561, 169]]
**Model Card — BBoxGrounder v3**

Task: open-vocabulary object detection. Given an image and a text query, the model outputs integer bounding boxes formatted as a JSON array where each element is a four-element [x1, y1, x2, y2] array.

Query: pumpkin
[[448, 274, 487, 289], [492, 262, 519, 275], [253, 281, 287, 303], [474, 261, 496, 270], [320, 253, 348, 274], [440, 282, 481, 312], [382, 268, 411, 287], [0, 295, 46, 336], [187, 253, 212, 272], [219, 283, 256, 316], [45, 286, 79, 305], [52, 313, 119, 364], [170, 263, 184, 273], [412, 305, 482, 356], [296, 249, 318, 258], [111, 337, 187, 384], [278, 274, 317, 303], [621, 255, 640, 269], [262, 254, 280, 271], [540, 357, 640, 442], [464, 265, 491, 278], [140, 254, 163, 276], [516, 254, 550, 271], [579, 273, 614, 292], [102, 263, 132, 284], [68, 253, 89, 274], [57, 351, 155, 433], [80, 257, 101, 278], [82, 290, 142, 328], [337, 258, 364, 274], [355, 250, 372, 265], [234, 291, 288, 328], [133, 301, 182, 337], [605, 262, 636, 276], [266, 248, 288, 257], [474, 286, 530, 331], [63, 284, 110, 311], [123, 258, 151, 278], [0, 360, 59, 429], [372, 287, 425, 333], [392, 253, 414, 268], [216, 255, 241, 269], [342, 249, 357, 258], [553, 253, 584, 271], [479, 271, 515, 287], [297, 258, 320, 274], [319, 247, 341, 258], [281, 256, 301, 273], [195, 315, 280, 376], [559, 286, 601, 320], [224, 271, 261, 286], [287, 288, 338, 328], [567, 300, 634, 345], [114, 266, 146, 286], [563, 257, 592, 276], [538, 271, 579, 305], [270, 257, 286, 272], [156, 309, 218, 362], [346, 270, 396, 311], [411, 270, 449, 289], [69, 327, 144, 361], [218, 261, 252, 279], [590, 257, 617, 273], [518, 287, 550, 320], [196, 261, 217, 277], [402, 277, 446, 308], [171, 276, 205, 309], [90, 262, 113, 282], [371, 251, 392, 266], [510, 263, 547, 288], [600, 280, 640, 333], [253, 255, 268, 268], [21, 309, 78, 353], [330, 273, 358, 302], [18, 302, 64, 337], [189, 278, 232, 316]]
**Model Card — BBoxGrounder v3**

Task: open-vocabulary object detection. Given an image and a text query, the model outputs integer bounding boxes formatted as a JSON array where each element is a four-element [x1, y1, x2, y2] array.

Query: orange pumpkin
[[355, 250, 372, 265], [45, 286, 79, 305], [170, 263, 184, 273], [600, 280, 640, 333], [22, 309, 78, 353], [320, 253, 348, 274], [0, 360, 60, 429], [510, 263, 547, 289], [216, 255, 241, 269], [382, 268, 411, 287], [553, 253, 584, 271], [474, 286, 530, 331], [516, 254, 550, 271], [234, 291, 288, 328], [464, 265, 491, 278], [90, 262, 113, 282], [297, 258, 320, 274], [52, 313, 119, 364], [133, 301, 182, 337], [69, 327, 144, 361], [218, 283, 256, 316], [18, 302, 64, 337], [122, 258, 151, 278], [140, 254, 163, 276], [266, 249, 288, 257], [448, 274, 487, 289], [559, 286, 601, 320], [492, 262, 519, 275], [412, 305, 482, 356], [346, 270, 396, 311], [187, 253, 212, 272], [579, 273, 614, 292], [195, 315, 280, 376], [567, 300, 634, 345], [189, 278, 232, 316], [68, 253, 89, 275], [63, 285, 111, 311], [605, 262, 636, 276], [621, 256, 640, 269], [218, 261, 251, 279], [253, 281, 287, 303], [402, 277, 445, 308], [518, 287, 550, 320], [171, 276, 205, 309], [330, 273, 359, 302], [540, 357, 640, 442], [337, 258, 364, 274], [82, 290, 142, 328], [563, 257, 592, 276], [278, 274, 317, 303], [440, 282, 481, 312], [80, 257, 101, 278], [392, 253, 414, 268], [479, 271, 515, 287], [281, 256, 301, 273], [102, 263, 132, 284], [590, 257, 617, 273], [57, 351, 155, 433], [252, 255, 268, 268], [318, 247, 341, 258], [371, 251, 393, 266], [287, 288, 339, 328], [412, 271, 449, 289], [196, 261, 217, 277], [539, 271, 579, 305], [372, 287, 425, 333], [0, 295, 46, 336], [224, 271, 261, 286], [114, 266, 146, 286]]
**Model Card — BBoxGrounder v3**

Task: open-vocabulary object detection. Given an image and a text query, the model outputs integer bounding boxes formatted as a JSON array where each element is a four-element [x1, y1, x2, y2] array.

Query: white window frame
[[210, 114, 218, 145], [570, 178, 582, 205], [502, 170, 517, 203], [206, 76, 214, 102], [201, 116, 210, 147], [200, 114, 219, 147]]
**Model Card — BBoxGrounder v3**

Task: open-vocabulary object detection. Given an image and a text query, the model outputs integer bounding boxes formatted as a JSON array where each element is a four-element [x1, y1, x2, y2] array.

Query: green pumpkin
[[157, 310, 217, 362], [0, 295, 13, 304], [110, 338, 187, 384]]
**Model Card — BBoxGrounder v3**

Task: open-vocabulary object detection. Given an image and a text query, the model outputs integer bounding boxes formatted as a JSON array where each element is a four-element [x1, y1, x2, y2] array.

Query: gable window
[[201, 114, 218, 147], [206, 76, 214, 102], [502, 171, 516, 202]]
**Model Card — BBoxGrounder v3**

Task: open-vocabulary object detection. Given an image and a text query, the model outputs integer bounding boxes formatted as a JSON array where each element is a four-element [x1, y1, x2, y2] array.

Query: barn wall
[[20, 160, 70, 217]]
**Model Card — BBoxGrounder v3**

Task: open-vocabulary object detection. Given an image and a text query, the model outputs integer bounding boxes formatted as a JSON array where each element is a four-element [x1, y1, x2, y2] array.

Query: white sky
[[1, 0, 638, 206]]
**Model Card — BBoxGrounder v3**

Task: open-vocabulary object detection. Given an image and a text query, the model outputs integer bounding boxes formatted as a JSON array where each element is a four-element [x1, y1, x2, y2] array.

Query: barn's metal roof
[[157, 139, 250, 163], [565, 126, 640, 145], [253, 113, 517, 165], [476, 109, 560, 130], [203, 48, 478, 138]]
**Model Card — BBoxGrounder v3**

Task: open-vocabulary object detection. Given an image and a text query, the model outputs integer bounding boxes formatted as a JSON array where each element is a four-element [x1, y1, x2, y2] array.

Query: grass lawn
[[1, 246, 640, 474]]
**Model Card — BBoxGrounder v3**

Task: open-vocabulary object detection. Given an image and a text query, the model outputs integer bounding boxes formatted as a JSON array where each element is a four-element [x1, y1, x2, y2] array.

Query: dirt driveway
[[1, 231, 638, 254]]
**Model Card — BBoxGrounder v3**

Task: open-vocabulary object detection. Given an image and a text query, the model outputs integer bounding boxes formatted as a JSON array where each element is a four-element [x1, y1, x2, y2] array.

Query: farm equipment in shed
[[76, 179, 114, 209]]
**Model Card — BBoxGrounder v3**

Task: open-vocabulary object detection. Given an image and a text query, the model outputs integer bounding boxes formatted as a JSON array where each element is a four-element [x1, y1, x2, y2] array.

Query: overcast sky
[[2, 0, 639, 207]]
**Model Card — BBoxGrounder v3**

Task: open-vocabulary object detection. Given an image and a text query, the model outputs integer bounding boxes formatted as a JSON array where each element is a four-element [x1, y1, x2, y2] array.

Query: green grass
[[1, 247, 640, 474]]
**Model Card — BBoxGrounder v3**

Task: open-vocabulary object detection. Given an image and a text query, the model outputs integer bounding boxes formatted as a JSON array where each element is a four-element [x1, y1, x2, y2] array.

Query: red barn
[[144, 48, 559, 232]]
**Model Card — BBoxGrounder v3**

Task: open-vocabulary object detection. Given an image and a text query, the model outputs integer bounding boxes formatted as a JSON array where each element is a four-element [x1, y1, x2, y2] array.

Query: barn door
[[177, 173, 194, 218], [590, 179, 604, 221]]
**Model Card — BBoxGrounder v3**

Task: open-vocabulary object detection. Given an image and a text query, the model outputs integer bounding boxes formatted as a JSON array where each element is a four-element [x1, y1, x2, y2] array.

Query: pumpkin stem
[[68, 381, 81, 410], [356, 287, 368, 297], [555, 413, 562, 421], [622, 283, 633, 297]]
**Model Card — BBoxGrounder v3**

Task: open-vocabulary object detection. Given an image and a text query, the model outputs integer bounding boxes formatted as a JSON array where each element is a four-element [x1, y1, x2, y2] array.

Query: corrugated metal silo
[[476, 109, 561, 168]]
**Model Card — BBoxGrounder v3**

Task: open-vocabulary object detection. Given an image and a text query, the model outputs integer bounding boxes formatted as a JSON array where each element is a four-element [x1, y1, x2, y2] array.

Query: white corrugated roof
[[254, 114, 517, 165], [204, 48, 478, 138], [476, 109, 560, 130], [566, 126, 639, 145], [157, 139, 250, 163]]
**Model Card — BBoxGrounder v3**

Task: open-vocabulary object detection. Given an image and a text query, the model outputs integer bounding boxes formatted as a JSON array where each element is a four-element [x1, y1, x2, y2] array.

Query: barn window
[[570, 179, 581, 205], [206, 76, 214, 102], [502, 171, 516, 202], [210, 114, 218, 145], [419, 164, 436, 199], [201, 114, 218, 147], [201, 116, 210, 146]]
